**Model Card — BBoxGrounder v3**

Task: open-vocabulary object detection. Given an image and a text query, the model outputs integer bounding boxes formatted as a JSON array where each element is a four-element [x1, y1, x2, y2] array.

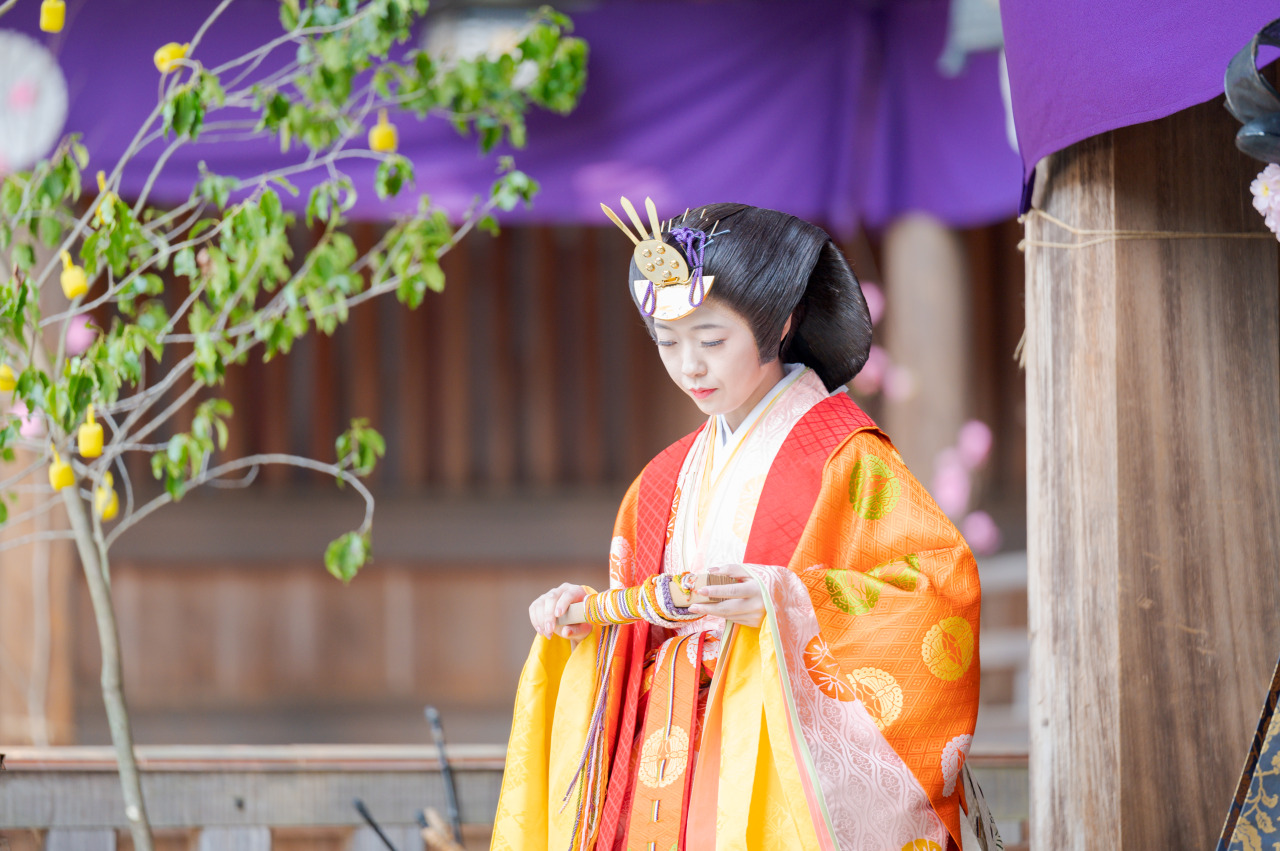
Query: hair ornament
[[600, 196, 723, 320]]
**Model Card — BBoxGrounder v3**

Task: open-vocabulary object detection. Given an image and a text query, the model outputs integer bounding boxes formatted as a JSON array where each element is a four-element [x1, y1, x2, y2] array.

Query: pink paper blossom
[[65, 314, 97, 356], [962, 510, 1002, 555], [12, 401, 45, 439], [931, 452, 971, 516], [862, 281, 885, 327], [851, 344, 888, 394], [957, 419, 993, 469]]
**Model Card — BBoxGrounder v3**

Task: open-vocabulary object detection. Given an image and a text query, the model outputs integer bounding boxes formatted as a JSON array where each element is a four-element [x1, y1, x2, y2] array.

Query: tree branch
[[106, 452, 375, 548]]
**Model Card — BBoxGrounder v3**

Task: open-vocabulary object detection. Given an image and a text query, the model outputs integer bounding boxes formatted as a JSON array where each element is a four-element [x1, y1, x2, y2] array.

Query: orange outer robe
[[492, 393, 981, 851]]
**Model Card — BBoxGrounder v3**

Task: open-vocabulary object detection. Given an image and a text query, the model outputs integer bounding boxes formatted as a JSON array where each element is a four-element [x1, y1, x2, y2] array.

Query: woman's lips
[[689, 388, 716, 400]]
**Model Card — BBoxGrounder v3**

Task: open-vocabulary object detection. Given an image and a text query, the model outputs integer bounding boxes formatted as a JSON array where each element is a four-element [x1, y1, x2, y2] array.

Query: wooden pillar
[[882, 212, 971, 481], [0, 454, 77, 746], [1, 250, 80, 746], [1025, 95, 1280, 849]]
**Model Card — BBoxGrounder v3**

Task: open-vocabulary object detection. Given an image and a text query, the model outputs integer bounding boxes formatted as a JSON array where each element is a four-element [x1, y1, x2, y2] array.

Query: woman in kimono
[[492, 202, 989, 851]]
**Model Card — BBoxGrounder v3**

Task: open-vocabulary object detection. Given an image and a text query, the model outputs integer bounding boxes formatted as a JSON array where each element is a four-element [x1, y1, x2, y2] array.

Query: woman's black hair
[[628, 202, 872, 391]]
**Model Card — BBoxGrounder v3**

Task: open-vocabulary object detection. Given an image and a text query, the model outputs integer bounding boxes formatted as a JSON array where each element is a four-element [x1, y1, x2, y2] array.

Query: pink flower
[[962, 511, 1002, 555], [882, 364, 916, 401], [65, 314, 97, 356], [12, 401, 45, 439], [1250, 164, 1280, 237], [862, 281, 885, 327], [851, 344, 888, 395], [956, 420, 993, 469], [931, 452, 971, 516]]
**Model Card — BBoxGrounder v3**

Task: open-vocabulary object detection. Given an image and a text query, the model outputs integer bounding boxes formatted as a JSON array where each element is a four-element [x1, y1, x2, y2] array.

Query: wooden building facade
[[1, 217, 1030, 758]]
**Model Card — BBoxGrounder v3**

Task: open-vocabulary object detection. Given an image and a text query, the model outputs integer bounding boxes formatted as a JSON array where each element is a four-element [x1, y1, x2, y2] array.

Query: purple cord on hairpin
[[640, 280, 656, 316], [670, 226, 710, 308]]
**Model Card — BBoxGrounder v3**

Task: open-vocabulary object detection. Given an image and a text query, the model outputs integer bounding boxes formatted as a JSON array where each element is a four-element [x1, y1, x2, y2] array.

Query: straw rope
[[1018, 208, 1275, 251], [1012, 207, 1276, 368]]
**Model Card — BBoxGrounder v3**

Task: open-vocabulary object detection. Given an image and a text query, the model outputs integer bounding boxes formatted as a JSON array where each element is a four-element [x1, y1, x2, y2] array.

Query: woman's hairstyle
[[628, 203, 872, 391]]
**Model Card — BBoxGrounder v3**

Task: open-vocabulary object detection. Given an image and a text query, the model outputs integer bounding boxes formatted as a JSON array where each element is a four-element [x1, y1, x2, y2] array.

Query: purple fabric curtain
[[1000, 0, 1280, 181], [4, 0, 1022, 233]]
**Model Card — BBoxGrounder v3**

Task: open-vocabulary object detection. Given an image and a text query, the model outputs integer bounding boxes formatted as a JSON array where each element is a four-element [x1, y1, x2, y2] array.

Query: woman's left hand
[[690, 563, 766, 629]]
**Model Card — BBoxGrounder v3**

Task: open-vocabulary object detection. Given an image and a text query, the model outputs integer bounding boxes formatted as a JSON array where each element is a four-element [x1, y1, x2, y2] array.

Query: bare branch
[[188, 0, 236, 56], [0, 458, 48, 491], [1, 495, 64, 529], [106, 452, 375, 548], [0, 528, 79, 553]]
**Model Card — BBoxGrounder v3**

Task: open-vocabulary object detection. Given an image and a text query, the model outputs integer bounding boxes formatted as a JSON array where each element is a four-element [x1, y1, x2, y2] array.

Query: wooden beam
[[1025, 95, 1280, 848], [0, 745, 505, 829], [0, 746, 1025, 837]]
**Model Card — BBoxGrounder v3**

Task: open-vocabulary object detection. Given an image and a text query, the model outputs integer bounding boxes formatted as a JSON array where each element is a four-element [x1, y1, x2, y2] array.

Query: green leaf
[[163, 85, 207, 140], [374, 156, 414, 200], [491, 169, 539, 211], [422, 259, 445, 293], [336, 418, 385, 476], [0, 179, 22, 217], [194, 164, 240, 209], [174, 247, 197, 279], [324, 531, 370, 583], [70, 140, 89, 169], [12, 243, 35, 272], [279, 0, 300, 30], [36, 215, 63, 248]]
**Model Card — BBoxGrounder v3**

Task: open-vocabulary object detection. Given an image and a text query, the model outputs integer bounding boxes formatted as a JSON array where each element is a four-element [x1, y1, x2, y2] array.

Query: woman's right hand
[[529, 582, 592, 641]]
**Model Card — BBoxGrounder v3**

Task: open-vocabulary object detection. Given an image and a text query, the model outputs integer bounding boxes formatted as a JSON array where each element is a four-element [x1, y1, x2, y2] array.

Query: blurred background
[[0, 0, 1029, 767]]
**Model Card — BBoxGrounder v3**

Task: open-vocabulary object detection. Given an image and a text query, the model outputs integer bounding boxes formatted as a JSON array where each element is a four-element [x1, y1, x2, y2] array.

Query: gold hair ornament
[[600, 196, 725, 320]]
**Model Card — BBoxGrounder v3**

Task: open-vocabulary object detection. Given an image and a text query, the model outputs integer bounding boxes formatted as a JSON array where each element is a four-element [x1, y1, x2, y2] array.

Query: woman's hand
[[529, 582, 592, 641], [690, 564, 766, 629]]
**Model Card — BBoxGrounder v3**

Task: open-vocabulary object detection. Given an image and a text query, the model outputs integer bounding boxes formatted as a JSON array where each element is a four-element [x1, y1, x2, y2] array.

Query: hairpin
[[600, 196, 724, 320]]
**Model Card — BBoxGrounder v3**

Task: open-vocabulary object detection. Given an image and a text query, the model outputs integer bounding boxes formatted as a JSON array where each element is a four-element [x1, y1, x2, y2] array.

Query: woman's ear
[[778, 315, 795, 355]]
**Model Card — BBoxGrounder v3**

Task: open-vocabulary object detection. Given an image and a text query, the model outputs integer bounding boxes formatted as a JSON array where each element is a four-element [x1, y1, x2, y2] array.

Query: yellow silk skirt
[[491, 621, 825, 851]]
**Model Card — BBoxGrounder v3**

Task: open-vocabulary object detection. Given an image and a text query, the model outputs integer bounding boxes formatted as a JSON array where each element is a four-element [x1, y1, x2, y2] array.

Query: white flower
[[941, 733, 973, 797], [1250, 165, 1280, 237]]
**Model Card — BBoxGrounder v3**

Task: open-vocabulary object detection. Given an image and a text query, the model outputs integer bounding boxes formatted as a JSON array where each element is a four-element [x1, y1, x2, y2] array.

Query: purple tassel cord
[[669, 226, 712, 308], [640, 280, 657, 316], [560, 624, 619, 851]]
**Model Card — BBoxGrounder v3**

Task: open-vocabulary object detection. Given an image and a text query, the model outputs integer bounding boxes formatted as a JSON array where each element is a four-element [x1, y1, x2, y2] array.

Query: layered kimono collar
[[715, 362, 810, 448]]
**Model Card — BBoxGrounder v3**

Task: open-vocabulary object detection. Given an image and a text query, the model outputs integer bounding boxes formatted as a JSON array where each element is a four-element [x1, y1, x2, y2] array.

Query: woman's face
[[652, 300, 787, 431]]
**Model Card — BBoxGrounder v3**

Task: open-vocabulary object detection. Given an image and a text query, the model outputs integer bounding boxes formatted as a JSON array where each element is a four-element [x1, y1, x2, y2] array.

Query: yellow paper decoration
[[48, 448, 74, 491], [39, 0, 65, 33], [154, 42, 190, 74], [94, 171, 118, 227], [94, 472, 119, 521], [78, 405, 103, 458], [59, 250, 88, 300], [368, 109, 398, 153]]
